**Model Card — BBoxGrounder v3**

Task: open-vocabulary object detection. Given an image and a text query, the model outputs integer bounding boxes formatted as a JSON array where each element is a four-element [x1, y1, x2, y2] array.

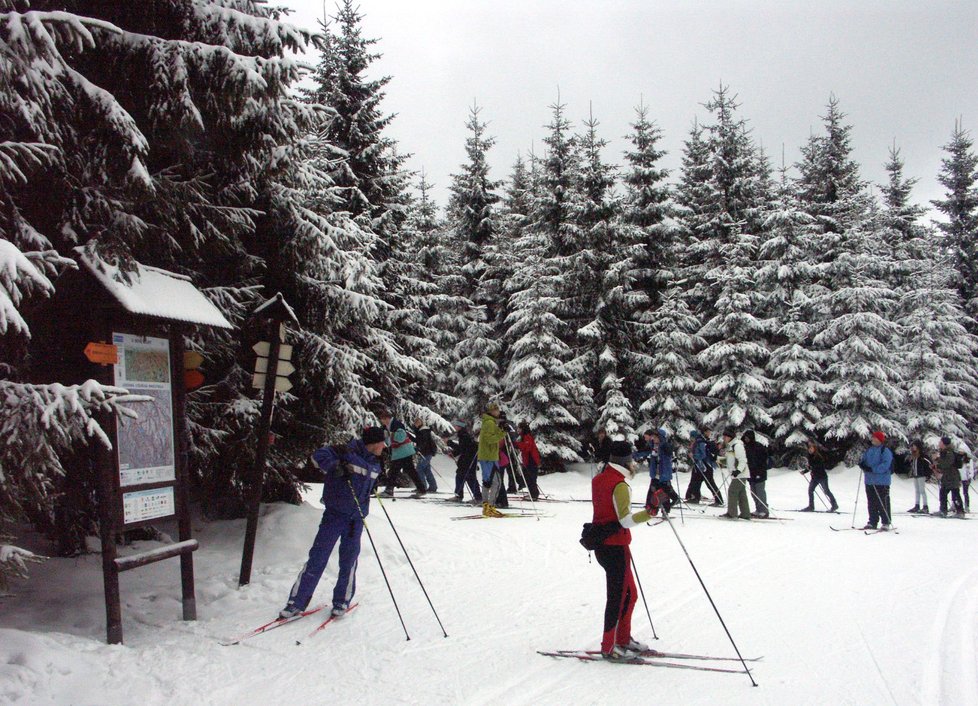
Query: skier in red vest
[[590, 439, 668, 660]]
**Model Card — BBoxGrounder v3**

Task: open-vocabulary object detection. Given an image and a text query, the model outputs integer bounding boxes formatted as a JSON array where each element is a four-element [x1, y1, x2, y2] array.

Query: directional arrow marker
[[251, 373, 293, 393], [254, 358, 295, 376], [252, 342, 293, 360]]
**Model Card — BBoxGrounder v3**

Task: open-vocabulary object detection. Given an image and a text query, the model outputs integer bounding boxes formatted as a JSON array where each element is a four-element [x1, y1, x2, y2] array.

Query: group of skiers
[[275, 400, 975, 650]]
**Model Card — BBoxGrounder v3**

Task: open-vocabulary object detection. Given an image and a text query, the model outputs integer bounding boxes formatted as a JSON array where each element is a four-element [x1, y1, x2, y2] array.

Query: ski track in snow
[[922, 564, 978, 706], [2, 462, 978, 705]]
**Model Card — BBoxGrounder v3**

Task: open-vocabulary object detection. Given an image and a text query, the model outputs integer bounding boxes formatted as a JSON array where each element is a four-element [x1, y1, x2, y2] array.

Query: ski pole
[[661, 514, 758, 687], [506, 435, 539, 518], [373, 493, 449, 638], [671, 475, 685, 525], [850, 467, 864, 528], [629, 553, 658, 640], [345, 480, 410, 641]]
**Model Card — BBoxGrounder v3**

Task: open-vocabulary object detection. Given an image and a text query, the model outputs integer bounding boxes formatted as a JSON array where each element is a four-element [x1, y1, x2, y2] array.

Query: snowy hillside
[[1, 458, 976, 706]]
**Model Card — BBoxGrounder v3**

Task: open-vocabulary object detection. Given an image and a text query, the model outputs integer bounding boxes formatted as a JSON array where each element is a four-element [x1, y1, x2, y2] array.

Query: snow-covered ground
[[2, 459, 977, 706]]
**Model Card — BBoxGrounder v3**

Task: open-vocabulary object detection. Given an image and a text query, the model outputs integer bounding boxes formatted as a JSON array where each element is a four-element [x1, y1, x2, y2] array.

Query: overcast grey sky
[[285, 0, 978, 216]]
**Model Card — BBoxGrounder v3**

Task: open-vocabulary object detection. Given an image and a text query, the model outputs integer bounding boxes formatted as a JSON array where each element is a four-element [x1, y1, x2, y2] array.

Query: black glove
[[337, 460, 353, 480], [858, 462, 871, 474]]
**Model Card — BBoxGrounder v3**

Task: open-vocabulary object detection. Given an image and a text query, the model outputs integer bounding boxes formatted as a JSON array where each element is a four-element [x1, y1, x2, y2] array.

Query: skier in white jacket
[[720, 429, 751, 520]]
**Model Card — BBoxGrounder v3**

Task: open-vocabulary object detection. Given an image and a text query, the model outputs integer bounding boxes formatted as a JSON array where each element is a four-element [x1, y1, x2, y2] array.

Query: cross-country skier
[[720, 429, 751, 520], [859, 431, 894, 530], [378, 410, 426, 498], [477, 402, 508, 517], [279, 426, 386, 619], [936, 436, 965, 517], [447, 420, 481, 504], [590, 440, 665, 660]]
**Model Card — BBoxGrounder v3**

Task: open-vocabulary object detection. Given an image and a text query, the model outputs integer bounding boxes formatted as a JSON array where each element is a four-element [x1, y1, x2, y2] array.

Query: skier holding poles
[[720, 429, 752, 520], [859, 431, 894, 530], [477, 402, 509, 517], [280, 426, 387, 619], [585, 440, 668, 660]]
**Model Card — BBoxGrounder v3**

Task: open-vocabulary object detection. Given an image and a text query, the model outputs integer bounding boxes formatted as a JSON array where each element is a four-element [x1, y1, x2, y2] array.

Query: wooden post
[[96, 317, 123, 644], [238, 323, 281, 587], [169, 327, 197, 620]]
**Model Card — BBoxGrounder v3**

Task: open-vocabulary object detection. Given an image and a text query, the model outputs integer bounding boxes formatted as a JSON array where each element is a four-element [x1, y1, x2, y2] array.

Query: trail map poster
[[113, 333, 176, 491]]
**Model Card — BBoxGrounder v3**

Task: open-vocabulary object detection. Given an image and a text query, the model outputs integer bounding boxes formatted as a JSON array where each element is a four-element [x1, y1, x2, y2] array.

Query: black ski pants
[[939, 486, 964, 514], [866, 484, 892, 526], [385, 456, 425, 494]]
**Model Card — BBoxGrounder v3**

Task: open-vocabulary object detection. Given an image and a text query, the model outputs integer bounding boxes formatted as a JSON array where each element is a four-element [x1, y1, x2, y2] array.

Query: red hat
[[871, 431, 886, 443]]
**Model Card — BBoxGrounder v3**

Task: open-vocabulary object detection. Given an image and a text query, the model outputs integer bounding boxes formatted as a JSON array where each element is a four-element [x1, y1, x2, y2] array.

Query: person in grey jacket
[[720, 429, 751, 520], [936, 436, 965, 517]]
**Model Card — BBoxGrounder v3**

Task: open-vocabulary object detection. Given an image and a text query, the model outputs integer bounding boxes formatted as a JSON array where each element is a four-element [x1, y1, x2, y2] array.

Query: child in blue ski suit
[[280, 427, 386, 618]]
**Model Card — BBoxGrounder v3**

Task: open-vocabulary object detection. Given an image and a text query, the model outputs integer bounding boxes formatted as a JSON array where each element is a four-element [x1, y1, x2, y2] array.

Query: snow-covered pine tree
[[898, 254, 978, 447], [639, 284, 705, 445], [813, 197, 905, 452], [306, 1, 437, 422], [402, 172, 463, 419], [673, 119, 718, 315], [796, 95, 864, 236], [696, 224, 773, 434], [570, 110, 640, 440], [621, 102, 677, 311], [446, 104, 503, 421], [502, 99, 590, 465], [502, 245, 583, 470], [931, 120, 978, 320], [883, 148, 978, 445], [1, 2, 320, 539], [682, 86, 773, 434], [758, 175, 826, 453]]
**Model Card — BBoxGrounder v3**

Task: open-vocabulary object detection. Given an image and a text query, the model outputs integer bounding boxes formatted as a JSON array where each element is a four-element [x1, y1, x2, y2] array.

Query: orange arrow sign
[[84, 342, 118, 365]]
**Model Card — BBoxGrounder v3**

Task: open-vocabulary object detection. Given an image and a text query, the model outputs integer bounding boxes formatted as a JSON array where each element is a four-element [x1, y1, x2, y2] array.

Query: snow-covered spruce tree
[[402, 173, 463, 419], [673, 119, 719, 314], [931, 121, 978, 320], [898, 255, 978, 447], [681, 86, 773, 433], [812, 199, 905, 453], [502, 246, 584, 471], [502, 99, 590, 466], [881, 145, 928, 260], [1, 3, 318, 537], [306, 1, 437, 421], [639, 284, 705, 449], [882, 150, 978, 445], [493, 153, 537, 411], [796, 95, 864, 236], [680, 86, 771, 324], [757, 174, 826, 454], [445, 104, 504, 421], [621, 102, 678, 312], [566, 111, 640, 438], [696, 225, 773, 434]]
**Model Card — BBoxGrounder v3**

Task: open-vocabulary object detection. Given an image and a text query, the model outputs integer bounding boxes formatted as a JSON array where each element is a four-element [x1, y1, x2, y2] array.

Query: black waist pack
[[580, 521, 621, 550]]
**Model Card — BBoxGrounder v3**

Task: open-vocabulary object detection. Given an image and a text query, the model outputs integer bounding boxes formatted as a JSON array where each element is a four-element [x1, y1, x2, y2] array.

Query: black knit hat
[[609, 440, 633, 466], [362, 426, 386, 445]]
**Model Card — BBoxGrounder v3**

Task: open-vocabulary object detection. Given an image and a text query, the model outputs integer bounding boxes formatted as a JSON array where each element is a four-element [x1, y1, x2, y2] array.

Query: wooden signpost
[[238, 293, 299, 587]]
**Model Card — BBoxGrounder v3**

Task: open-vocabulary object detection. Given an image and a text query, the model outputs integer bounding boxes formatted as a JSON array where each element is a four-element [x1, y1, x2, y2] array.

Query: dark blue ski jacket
[[312, 439, 383, 517]]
